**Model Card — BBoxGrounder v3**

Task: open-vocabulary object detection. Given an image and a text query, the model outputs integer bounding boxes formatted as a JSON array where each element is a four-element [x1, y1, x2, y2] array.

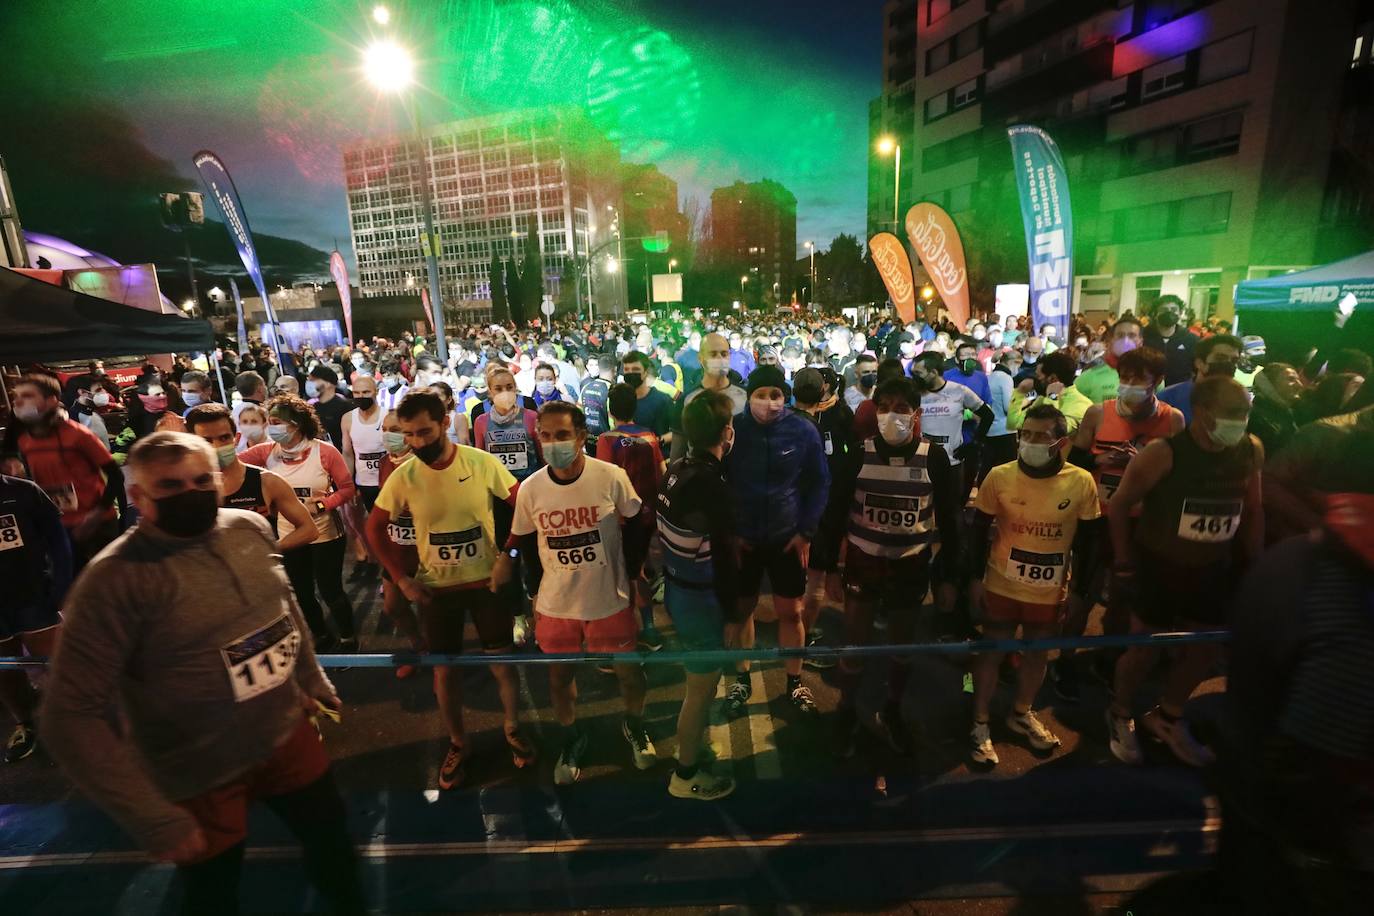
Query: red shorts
[[177, 716, 329, 861], [982, 590, 1062, 627], [535, 606, 638, 654]]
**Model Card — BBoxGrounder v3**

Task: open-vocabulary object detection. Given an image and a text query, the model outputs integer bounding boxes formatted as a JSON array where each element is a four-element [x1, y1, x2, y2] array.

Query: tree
[[520, 214, 545, 319], [489, 253, 508, 323], [505, 256, 525, 327], [557, 263, 579, 317], [826, 233, 865, 308], [861, 243, 885, 304]]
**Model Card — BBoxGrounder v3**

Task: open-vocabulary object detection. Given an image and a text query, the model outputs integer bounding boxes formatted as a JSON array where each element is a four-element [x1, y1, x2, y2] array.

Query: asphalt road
[[0, 571, 1226, 915]]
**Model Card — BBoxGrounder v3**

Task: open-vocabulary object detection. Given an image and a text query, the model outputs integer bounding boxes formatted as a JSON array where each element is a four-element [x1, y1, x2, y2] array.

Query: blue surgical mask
[[536, 380, 556, 396], [383, 431, 408, 455], [181, 392, 202, 408], [545, 440, 579, 470], [305, 380, 320, 398], [267, 423, 295, 444]]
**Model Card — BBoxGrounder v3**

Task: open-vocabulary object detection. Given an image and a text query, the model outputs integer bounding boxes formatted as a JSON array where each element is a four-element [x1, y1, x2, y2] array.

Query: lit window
[[1142, 54, 1187, 99]]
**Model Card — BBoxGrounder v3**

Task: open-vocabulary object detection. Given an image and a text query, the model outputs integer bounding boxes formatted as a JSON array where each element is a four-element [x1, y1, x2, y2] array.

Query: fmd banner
[[1008, 125, 1073, 341], [193, 149, 284, 365]]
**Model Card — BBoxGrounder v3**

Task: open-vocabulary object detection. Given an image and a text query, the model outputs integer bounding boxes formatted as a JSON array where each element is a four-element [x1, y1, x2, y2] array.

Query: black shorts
[[807, 517, 845, 572], [419, 586, 513, 653], [357, 485, 380, 512], [843, 547, 933, 606], [1133, 552, 1236, 628], [738, 539, 807, 600], [623, 515, 653, 579]]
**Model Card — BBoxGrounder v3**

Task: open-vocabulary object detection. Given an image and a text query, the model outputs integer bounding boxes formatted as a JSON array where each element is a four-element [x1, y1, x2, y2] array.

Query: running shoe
[[723, 679, 752, 718], [1049, 659, 1081, 703], [1006, 709, 1061, 751], [669, 767, 735, 800], [4, 723, 35, 764], [872, 701, 913, 756], [650, 575, 665, 604], [1106, 710, 1143, 765], [554, 731, 591, 785], [802, 630, 836, 670], [969, 721, 998, 766], [438, 743, 467, 791], [622, 719, 658, 769], [1140, 708, 1214, 767], [506, 726, 537, 769], [512, 615, 532, 648], [336, 637, 359, 654], [789, 683, 819, 716], [961, 672, 975, 694], [637, 626, 665, 652], [833, 705, 859, 759]]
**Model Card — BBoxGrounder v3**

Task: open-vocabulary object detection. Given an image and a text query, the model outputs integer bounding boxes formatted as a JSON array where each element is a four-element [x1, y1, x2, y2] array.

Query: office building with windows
[[878, 0, 1372, 319], [344, 108, 625, 316], [709, 179, 798, 306]]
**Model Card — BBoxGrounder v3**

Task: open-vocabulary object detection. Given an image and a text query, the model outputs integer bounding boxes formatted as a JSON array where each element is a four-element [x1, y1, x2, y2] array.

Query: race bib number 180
[[1177, 498, 1242, 543], [1005, 548, 1065, 587], [221, 615, 300, 703]]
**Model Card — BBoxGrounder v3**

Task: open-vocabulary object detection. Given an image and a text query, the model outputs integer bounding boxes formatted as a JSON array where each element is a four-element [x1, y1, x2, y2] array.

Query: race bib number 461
[[221, 615, 300, 703], [548, 530, 606, 570], [1005, 547, 1065, 587], [1178, 498, 1242, 543]]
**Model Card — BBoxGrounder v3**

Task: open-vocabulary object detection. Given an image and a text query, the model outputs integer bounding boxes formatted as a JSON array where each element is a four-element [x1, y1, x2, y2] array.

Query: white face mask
[[92, 391, 111, 407], [877, 411, 914, 445], [1210, 417, 1249, 448], [240, 423, 265, 441], [1018, 440, 1060, 468], [705, 357, 730, 373], [1115, 384, 1153, 415]]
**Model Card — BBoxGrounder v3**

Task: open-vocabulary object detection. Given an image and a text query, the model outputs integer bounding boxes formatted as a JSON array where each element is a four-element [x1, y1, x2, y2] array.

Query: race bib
[[43, 483, 78, 514], [427, 526, 487, 568], [548, 530, 606, 570], [1005, 548, 1065, 587], [221, 615, 300, 703], [1099, 472, 1122, 501], [359, 451, 384, 474], [293, 486, 315, 501], [861, 493, 926, 533], [923, 433, 949, 445], [1178, 498, 1242, 543], [823, 431, 833, 456], [387, 513, 416, 546], [0, 514, 23, 552], [489, 441, 529, 471]]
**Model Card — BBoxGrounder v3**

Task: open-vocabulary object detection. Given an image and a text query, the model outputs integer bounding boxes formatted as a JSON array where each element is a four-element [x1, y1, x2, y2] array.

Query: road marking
[[0, 815, 1221, 870], [744, 668, 781, 780]]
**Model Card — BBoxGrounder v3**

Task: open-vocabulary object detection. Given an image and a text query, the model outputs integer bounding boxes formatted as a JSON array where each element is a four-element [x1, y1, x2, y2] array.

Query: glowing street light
[[668, 258, 678, 273], [876, 135, 901, 230], [920, 285, 935, 300], [606, 257, 619, 273], [372, 4, 391, 26], [363, 40, 413, 93], [740, 275, 749, 296], [804, 240, 816, 304]]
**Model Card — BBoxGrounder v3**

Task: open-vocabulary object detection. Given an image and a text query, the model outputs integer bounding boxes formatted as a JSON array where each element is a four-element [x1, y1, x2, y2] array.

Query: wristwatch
[[314, 499, 327, 515], [506, 547, 520, 559]]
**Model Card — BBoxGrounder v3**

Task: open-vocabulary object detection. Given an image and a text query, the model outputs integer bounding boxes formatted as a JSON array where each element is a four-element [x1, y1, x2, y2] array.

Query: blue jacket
[[724, 407, 830, 544]]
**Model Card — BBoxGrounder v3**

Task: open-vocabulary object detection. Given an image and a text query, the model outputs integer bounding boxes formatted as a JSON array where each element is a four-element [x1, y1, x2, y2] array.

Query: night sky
[[0, 0, 879, 287]]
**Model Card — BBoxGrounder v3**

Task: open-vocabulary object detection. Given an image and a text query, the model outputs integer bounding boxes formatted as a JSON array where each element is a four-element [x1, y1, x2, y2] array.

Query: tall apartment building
[[879, 0, 1371, 319], [709, 179, 798, 305], [620, 163, 689, 310], [344, 109, 625, 316]]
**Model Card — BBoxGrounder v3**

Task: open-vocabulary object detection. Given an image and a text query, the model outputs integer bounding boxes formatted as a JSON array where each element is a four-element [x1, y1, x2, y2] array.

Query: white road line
[[745, 668, 781, 779], [709, 678, 732, 764], [0, 815, 1221, 870]]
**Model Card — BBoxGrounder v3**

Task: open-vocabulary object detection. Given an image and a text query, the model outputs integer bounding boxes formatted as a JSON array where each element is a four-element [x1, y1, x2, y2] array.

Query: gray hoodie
[[41, 509, 333, 851]]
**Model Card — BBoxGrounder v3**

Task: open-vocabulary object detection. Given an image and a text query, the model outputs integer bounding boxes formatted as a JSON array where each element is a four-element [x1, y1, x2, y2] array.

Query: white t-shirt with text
[[920, 379, 983, 465]]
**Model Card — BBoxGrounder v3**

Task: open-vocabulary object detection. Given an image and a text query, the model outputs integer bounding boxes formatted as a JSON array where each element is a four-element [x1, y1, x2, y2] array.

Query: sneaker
[[336, 637, 360, 654], [969, 721, 999, 766], [638, 626, 665, 652], [802, 631, 836, 669], [1106, 710, 1143, 765], [669, 767, 736, 800], [789, 683, 819, 716], [962, 672, 975, 694], [4, 723, 36, 764], [506, 726, 537, 769], [1140, 708, 1215, 767], [723, 679, 752, 718], [1006, 709, 1061, 752], [622, 719, 658, 770], [1050, 659, 1081, 704], [872, 702, 913, 756], [833, 705, 859, 759], [438, 743, 467, 791], [554, 731, 591, 785], [512, 615, 532, 648]]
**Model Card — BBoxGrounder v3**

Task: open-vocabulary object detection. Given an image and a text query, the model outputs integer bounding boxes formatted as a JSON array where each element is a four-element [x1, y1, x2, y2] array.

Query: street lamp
[[668, 258, 678, 273], [371, 4, 391, 25], [804, 240, 816, 305], [876, 136, 901, 231], [606, 257, 619, 274], [364, 32, 449, 363]]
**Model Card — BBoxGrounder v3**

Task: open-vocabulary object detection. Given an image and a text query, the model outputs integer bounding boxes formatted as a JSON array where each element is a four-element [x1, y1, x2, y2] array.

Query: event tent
[[1234, 250, 1374, 363], [0, 266, 213, 363]]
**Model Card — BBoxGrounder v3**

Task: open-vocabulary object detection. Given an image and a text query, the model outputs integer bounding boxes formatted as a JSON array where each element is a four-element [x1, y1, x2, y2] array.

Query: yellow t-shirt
[[375, 444, 517, 588], [975, 460, 1101, 603]]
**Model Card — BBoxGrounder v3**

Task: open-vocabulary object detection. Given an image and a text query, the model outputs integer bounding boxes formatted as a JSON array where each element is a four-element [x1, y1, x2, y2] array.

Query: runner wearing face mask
[[366, 390, 534, 788], [966, 403, 1101, 766], [367, 410, 424, 680], [845, 354, 880, 411], [340, 374, 385, 581], [1159, 334, 1244, 426], [910, 351, 994, 511], [1077, 318, 1144, 405], [1105, 376, 1263, 767], [791, 368, 859, 670], [376, 362, 409, 414], [185, 404, 316, 553], [723, 366, 831, 717], [671, 333, 748, 461], [1142, 295, 1198, 386], [579, 354, 619, 451], [834, 378, 959, 757], [305, 366, 353, 449], [235, 404, 270, 453], [496, 402, 652, 784], [240, 396, 359, 653], [70, 382, 113, 447]]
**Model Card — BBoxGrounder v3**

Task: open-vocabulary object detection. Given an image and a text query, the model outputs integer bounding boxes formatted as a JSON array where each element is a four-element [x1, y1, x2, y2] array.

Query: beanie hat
[[746, 364, 790, 399]]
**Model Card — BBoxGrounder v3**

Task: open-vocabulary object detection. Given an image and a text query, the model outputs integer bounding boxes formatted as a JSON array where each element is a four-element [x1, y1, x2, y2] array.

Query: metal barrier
[[0, 630, 1230, 670]]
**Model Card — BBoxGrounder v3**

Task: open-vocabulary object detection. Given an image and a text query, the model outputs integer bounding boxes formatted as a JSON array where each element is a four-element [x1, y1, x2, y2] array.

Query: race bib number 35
[[1178, 498, 1242, 543], [489, 442, 529, 471], [547, 530, 606, 570], [428, 527, 487, 568], [0, 514, 23, 552], [1005, 547, 1065, 587], [221, 615, 300, 703]]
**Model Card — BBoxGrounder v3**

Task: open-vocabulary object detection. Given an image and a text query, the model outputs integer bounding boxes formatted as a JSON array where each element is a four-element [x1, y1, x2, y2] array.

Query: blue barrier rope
[[0, 630, 1230, 670]]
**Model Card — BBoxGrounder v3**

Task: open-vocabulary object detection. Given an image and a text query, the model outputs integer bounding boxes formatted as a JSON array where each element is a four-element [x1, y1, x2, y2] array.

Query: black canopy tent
[[0, 265, 214, 362]]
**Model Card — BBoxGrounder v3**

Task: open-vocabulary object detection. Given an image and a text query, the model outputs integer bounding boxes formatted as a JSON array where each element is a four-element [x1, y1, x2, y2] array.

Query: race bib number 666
[[221, 615, 300, 703], [548, 530, 606, 570]]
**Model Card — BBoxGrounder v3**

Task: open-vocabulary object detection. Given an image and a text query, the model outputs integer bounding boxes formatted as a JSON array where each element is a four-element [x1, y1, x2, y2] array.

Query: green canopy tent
[[1234, 251, 1374, 365]]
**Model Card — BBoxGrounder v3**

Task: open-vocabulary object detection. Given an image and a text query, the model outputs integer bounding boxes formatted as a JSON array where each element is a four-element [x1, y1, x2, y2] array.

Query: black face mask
[[623, 372, 643, 390], [354, 396, 376, 411], [793, 383, 823, 405], [154, 488, 219, 538], [859, 372, 877, 389], [413, 435, 446, 466]]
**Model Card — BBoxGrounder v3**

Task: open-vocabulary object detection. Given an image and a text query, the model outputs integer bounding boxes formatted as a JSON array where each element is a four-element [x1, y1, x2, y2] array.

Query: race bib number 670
[[428, 527, 487, 568], [221, 615, 300, 703]]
